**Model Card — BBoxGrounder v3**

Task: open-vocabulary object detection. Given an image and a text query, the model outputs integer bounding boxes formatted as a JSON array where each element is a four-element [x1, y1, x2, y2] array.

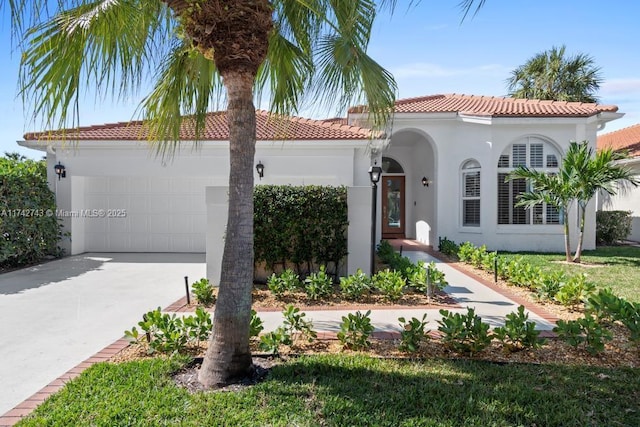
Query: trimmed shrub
[[1, 153, 62, 268], [596, 210, 632, 245], [254, 185, 347, 278]]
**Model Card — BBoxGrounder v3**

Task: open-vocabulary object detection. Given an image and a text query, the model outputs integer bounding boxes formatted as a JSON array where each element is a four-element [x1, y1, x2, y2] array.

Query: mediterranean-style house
[[19, 94, 622, 278], [597, 123, 640, 242]]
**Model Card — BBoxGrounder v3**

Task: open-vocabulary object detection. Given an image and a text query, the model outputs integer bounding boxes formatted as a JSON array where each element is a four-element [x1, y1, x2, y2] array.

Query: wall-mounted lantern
[[421, 176, 431, 187], [256, 161, 265, 180], [54, 162, 66, 180]]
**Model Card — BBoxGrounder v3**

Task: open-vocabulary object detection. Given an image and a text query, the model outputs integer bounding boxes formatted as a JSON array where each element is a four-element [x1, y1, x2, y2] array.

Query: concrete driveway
[[0, 253, 205, 415]]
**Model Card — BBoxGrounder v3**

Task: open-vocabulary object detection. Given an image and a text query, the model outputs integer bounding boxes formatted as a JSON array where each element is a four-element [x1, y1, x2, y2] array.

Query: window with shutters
[[497, 137, 561, 225], [461, 160, 481, 227]]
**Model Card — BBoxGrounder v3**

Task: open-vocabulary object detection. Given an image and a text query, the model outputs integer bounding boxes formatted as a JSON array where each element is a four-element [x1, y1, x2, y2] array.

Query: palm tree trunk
[[563, 207, 572, 262], [573, 204, 586, 263], [199, 70, 256, 387]]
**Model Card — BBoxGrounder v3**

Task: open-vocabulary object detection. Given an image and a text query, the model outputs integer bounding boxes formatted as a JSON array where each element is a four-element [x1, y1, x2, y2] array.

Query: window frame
[[461, 159, 481, 228], [497, 137, 561, 226]]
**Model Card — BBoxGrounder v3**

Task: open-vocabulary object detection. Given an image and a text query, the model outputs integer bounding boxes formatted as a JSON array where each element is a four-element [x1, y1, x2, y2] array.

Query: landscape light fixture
[[54, 162, 66, 180], [368, 161, 383, 276], [256, 161, 265, 180]]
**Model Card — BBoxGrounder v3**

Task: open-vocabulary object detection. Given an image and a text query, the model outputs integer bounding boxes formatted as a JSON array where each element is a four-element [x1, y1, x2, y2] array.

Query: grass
[[18, 354, 640, 427], [500, 246, 640, 302]]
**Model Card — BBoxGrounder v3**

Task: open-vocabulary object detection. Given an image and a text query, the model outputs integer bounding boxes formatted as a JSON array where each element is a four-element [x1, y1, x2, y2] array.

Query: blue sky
[[2, 1, 639, 158]]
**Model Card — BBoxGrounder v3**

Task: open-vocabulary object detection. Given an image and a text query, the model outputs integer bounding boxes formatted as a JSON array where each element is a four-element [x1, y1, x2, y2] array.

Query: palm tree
[[565, 142, 639, 262], [507, 45, 603, 103], [507, 166, 577, 262], [14, 0, 485, 388], [509, 141, 639, 263]]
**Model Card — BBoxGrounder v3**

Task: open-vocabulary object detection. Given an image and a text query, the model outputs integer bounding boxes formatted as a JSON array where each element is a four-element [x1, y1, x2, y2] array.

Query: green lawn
[[18, 354, 640, 427], [501, 246, 640, 302]]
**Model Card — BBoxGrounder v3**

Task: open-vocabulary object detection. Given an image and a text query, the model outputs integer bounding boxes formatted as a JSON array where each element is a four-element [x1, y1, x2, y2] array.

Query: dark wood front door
[[382, 176, 405, 239]]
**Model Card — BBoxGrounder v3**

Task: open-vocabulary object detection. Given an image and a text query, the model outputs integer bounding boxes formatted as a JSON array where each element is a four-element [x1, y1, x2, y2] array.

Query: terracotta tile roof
[[24, 110, 375, 141], [349, 94, 618, 117], [321, 117, 349, 125], [597, 123, 640, 157]]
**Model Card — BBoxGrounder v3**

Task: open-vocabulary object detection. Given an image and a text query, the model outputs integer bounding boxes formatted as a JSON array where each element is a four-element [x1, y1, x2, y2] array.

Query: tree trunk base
[[198, 341, 254, 388]]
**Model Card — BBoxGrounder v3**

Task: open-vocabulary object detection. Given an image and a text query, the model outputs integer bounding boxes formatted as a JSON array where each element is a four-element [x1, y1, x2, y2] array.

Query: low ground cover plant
[[303, 265, 333, 300], [337, 310, 374, 350], [267, 268, 301, 298], [437, 308, 492, 355], [124, 307, 212, 354], [493, 305, 546, 353], [554, 314, 613, 355], [191, 278, 215, 306], [398, 314, 429, 353], [372, 268, 406, 302], [338, 268, 371, 300]]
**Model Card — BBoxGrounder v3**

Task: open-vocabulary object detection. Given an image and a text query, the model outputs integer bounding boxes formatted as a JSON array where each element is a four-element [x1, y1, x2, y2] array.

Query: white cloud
[[600, 78, 640, 96]]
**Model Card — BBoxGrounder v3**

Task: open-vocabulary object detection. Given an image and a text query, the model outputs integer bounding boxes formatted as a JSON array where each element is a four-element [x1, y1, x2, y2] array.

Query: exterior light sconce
[[256, 161, 265, 180], [421, 176, 431, 187], [54, 162, 66, 180], [368, 162, 382, 185]]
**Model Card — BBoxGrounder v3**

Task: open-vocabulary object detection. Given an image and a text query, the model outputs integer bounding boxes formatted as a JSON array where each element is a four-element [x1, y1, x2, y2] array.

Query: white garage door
[[83, 177, 210, 252]]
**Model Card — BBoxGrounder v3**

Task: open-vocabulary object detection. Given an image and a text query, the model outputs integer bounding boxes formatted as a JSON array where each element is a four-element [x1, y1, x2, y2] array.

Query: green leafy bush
[[254, 185, 348, 278], [437, 308, 492, 355], [339, 269, 371, 300], [585, 288, 625, 322], [398, 314, 429, 353], [438, 236, 459, 258], [282, 304, 317, 342], [267, 269, 301, 298], [259, 327, 293, 355], [554, 274, 595, 308], [536, 270, 567, 301], [372, 269, 406, 302], [124, 307, 212, 354], [407, 261, 448, 296], [376, 240, 396, 264], [596, 210, 632, 245], [337, 310, 374, 350], [554, 314, 612, 355], [457, 242, 476, 263], [191, 278, 216, 306], [493, 305, 545, 352], [304, 265, 333, 300], [1, 153, 62, 268], [620, 302, 640, 343], [250, 309, 264, 339]]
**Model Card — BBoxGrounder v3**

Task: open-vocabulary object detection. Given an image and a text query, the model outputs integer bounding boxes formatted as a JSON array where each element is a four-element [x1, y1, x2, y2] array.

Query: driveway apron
[[0, 253, 205, 415]]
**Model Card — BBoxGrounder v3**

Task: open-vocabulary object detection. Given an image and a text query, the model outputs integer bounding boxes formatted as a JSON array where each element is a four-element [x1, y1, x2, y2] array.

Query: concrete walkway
[[252, 250, 556, 333], [0, 253, 205, 416]]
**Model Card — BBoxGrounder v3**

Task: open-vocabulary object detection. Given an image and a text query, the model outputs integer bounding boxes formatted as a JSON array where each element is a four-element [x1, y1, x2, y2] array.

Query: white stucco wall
[[384, 115, 603, 252], [27, 110, 617, 265]]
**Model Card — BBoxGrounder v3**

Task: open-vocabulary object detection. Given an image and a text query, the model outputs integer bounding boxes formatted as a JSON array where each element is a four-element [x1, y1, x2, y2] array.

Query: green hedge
[[1, 153, 61, 268], [254, 185, 348, 278], [596, 210, 632, 245]]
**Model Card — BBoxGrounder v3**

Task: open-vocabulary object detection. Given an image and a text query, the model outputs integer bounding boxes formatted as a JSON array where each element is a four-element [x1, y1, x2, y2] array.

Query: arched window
[[497, 137, 560, 225], [461, 160, 481, 227], [381, 157, 404, 174]]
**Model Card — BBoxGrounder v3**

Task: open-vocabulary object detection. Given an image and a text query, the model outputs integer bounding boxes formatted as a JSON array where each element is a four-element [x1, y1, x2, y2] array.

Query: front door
[[382, 176, 405, 239]]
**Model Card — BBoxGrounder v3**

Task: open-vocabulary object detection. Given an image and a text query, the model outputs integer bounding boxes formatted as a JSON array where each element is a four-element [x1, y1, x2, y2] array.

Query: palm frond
[[139, 42, 224, 156], [19, 0, 174, 132]]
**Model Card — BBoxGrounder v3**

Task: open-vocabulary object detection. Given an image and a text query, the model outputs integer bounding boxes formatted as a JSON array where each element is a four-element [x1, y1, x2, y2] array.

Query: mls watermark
[[1, 209, 127, 218]]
